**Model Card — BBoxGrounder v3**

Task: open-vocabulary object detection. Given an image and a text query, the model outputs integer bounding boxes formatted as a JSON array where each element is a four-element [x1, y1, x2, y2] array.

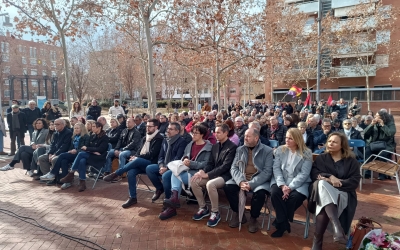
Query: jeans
[[51, 152, 78, 179], [27, 124, 34, 141], [0, 130, 4, 152], [103, 149, 131, 173], [145, 164, 172, 199], [224, 184, 268, 218], [117, 157, 151, 198], [71, 152, 90, 180], [171, 172, 190, 196]]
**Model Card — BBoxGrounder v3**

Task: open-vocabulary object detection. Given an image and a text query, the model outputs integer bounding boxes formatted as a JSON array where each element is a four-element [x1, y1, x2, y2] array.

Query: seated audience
[[103, 118, 142, 174], [225, 119, 240, 146], [106, 118, 122, 149], [145, 122, 187, 207], [309, 132, 361, 250], [190, 124, 237, 227], [97, 116, 110, 131], [160, 124, 212, 220], [224, 128, 273, 233], [102, 119, 164, 208], [60, 122, 109, 192], [1, 118, 49, 173], [37, 119, 72, 177], [270, 128, 312, 237], [40, 123, 90, 188], [134, 114, 146, 138], [234, 117, 248, 142], [266, 116, 287, 145], [185, 114, 200, 133], [298, 122, 314, 151], [176, 120, 192, 144], [313, 118, 334, 153]]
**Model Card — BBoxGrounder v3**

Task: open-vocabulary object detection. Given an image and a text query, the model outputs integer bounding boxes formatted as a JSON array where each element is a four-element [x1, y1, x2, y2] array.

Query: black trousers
[[10, 130, 25, 153], [224, 184, 268, 218], [10, 145, 34, 169], [270, 184, 306, 224]]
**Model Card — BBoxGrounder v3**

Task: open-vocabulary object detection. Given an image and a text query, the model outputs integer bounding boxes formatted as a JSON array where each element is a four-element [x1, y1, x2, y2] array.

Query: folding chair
[[136, 174, 154, 192], [269, 140, 279, 148], [348, 139, 365, 190], [87, 143, 112, 189]]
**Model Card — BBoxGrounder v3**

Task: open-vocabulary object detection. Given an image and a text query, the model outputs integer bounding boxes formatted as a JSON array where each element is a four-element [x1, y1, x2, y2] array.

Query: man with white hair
[[360, 115, 373, 129], [328, 100, 340, 114], [307, 116, 321, 134], [234, 117, 248, 141], [380, 108, 395, 123], [331, 112, 339, 121], [24, 100, 42, 141]]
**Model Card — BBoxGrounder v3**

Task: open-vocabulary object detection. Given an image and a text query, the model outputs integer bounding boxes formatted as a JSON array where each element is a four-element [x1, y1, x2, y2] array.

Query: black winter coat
[[106, 127, 122, 149], [41, 107, 61, 121], [115, 127, 142, 154], [266, 124, 288, 146], [7, 111, 27, 134], [69, 134, 90, 152], [48, 127, 73, 156], [135, 132, 164, 164], [87, 105, 102, 121], [85, 133, 110, 167], [24, 107, 42, 125], [204, 139, 237, 181]]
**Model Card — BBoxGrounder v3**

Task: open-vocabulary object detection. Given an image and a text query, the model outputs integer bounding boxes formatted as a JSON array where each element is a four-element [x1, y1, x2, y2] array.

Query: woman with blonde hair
[[40, 123, 90, 188], [308, 132, 361, 250], [270, 128, 313, 237], [106, 118, 121, 149], [70, 101, 84, 118]]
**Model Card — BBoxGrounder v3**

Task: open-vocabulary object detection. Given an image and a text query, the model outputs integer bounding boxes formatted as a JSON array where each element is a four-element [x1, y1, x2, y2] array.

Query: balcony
[[331, 16, 377, 32], [332, 0, 378, 9], [330, 65, 376, 78], [333, 41, 377, 58], [289, 1, 319, 14]]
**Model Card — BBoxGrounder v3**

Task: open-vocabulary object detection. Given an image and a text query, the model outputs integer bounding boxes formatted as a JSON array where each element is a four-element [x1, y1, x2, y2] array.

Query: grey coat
[[181, 140, 213, 175], [226, 140, 274, 192], [270, 146, 313, 197], [30, 129, 49, 145]]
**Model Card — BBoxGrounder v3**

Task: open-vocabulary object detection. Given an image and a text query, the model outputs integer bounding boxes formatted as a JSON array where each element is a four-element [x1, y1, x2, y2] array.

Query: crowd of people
[[0, 96, 395, 249]]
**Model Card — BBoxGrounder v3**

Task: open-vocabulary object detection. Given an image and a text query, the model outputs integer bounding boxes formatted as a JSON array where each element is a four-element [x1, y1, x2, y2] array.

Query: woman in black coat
[[106, 118, 122, 149], [308, 132, 361, 250], [297, 122, 314, 151], [60, 122, 109, 192], [41, 101, 61, 121]]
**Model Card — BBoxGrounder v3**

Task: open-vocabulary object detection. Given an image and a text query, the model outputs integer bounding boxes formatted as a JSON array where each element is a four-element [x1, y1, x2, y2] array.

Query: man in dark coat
[[190, 123, 237, 227], [234, 117, 248, 142], [158, 115, 169, 136], [7, 105, 27, 156], [283, 101, 294, 114], [24, 100, 42, 141], [86, 99, 102, 121], [133, 114, 146, 138]]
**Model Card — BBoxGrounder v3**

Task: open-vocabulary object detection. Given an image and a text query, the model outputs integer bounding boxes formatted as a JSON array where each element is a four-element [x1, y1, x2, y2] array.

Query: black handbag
[[369, 141, 386, 153]]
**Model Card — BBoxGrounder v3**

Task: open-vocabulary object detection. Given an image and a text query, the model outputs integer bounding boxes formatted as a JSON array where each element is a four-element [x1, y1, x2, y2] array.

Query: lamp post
[[43, 75, 49, 99], [316, 0, 322, 102]]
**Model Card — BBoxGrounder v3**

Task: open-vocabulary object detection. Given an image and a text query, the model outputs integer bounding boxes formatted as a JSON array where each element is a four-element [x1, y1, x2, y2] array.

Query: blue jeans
[[0, 131, 4, 152], [71, 152, 90, 180], [117, 157, 151, 198], [145, 164, 172, 199], [51, 152, 77, 179], [171, 172, 190, 196], [27, 124, 34, 141], [103, 149, 131, 173]]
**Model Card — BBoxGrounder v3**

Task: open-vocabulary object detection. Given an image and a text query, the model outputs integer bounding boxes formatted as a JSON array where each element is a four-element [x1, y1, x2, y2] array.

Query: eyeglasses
[[343, 123, 351, 125], [167, 128, 176, 131], [193, 132, 201, 135], [147, 125, 155, 128], [54, 123, 62, 126], [323, 124, 331, 127]]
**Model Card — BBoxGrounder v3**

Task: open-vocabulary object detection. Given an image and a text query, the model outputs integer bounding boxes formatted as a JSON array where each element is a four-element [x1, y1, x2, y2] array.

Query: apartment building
[[0, 31, 64, 105], [266, 0, 400, 112]]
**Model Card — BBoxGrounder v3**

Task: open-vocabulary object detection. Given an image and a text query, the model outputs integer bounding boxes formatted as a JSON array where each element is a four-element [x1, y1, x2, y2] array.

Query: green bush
[[99, 100, 113, 108], [156, 100, 189, 108]]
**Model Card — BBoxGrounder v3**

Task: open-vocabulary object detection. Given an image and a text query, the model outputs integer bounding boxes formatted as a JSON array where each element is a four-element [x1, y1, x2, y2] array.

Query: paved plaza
[[0, 132, 399, 250]]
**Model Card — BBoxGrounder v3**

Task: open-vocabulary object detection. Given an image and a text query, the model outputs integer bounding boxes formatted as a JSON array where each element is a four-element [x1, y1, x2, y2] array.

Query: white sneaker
[[40, 173, 55, 181], [61, 183, 72, 190], [27, 170, 34, 177], [0, 164, 14, 171]]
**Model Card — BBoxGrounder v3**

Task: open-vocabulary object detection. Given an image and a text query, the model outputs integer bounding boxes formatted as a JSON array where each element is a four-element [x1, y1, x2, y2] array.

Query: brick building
[[0, 31, 64, 106], [265, 0, 400, 113]]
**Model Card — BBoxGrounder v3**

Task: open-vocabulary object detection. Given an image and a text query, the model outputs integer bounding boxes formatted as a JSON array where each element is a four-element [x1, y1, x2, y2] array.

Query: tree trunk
[[194, 75, 199, 112], [60, 32, 72, 116], [306, 79, 310, 95], [366, 75, 370, 111], [143, 15, 157, 117]]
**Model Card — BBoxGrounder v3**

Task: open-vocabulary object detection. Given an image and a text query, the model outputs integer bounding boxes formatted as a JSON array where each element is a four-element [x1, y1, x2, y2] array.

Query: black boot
[[324, 204, 347, 244], [271, 221, 290, 238]]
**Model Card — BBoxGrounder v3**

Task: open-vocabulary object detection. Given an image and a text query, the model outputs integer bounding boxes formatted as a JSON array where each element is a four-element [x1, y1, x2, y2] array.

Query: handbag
[[346, 217, 382, 250], [369, 141, 386, 153], [167, 160, 193, 196]]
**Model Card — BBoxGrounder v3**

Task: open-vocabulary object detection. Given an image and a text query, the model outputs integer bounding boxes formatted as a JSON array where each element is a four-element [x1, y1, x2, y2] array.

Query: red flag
[[302, 93, 311, 111], [327, 95, 333, 106]]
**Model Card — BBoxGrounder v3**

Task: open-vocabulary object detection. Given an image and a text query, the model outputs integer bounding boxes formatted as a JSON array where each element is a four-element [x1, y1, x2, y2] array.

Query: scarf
[[11, 111, 20, 131], [140, 129, 159, 155], [164, 134, 181, 165], [269, 124, 278, 140]]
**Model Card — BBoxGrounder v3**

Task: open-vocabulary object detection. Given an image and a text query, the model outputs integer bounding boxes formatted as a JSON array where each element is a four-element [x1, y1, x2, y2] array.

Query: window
[[31, 69, 37, 75], [42, 70, 47, 76], [23, 79, 27, 86], [229, 88, 236, 93], [372, 85, 392, 101], [43, 60, 47, 66], [1, 42, 9, 53], [3, 66, 10, 74], [376, 30, 390, 44], [50, 51, 56, 61], [18, 45, 23, 52], [51, 71, 56, 77], [1, 54, 9, 62], [23, 68, 27, 75], [40, 49, 44, 56], [4, 90, 10, 98], [30, 47, 37, 58], [203, 88, 208, 94], [52, 61, 57, 68], [31, 80, 38, 88], [376, 54, 389, 68], [22, 57, 27, 64], [30, 58, 37, 65], [4, 79, 9, 85]]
